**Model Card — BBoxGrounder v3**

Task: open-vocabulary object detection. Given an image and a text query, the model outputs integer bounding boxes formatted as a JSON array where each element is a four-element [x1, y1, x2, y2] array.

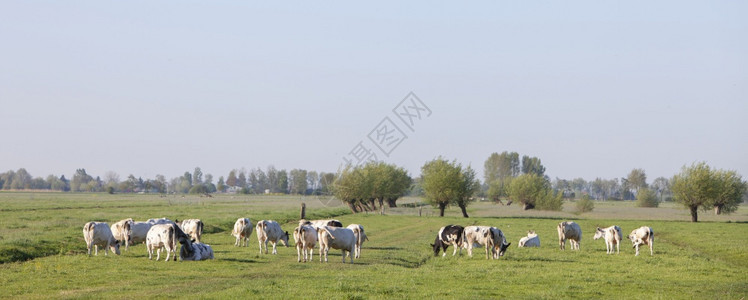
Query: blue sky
[[1, 1, 746, 183]]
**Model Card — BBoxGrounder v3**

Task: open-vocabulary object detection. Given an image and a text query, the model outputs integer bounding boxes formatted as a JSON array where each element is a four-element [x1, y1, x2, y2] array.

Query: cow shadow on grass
[[513, 256, 575, 263], [366, 246, 403, 251], [220, 257, 261, 264]]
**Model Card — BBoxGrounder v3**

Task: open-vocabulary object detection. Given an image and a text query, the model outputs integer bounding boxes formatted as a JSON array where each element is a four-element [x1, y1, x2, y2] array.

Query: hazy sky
[[1, 1, 746, 183]]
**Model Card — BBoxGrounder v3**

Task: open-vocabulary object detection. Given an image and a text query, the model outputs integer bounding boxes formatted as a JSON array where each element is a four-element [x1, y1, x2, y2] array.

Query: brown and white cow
[[83, 221, 121, 256], [179, 219, 204, 243], [518, 231, 540, 248], [110, 218, 134, 251], [558, 221, 582, 250], [346, 224, 368, 259], [232, 218, 253, 247], [293, 225, 317, 262], [256, 220, 289, 255], [594, 225, 623, 254], [463, 226, 511, 259], [628, 226, 654, 256], [317, 226, 356, 263], [146, 223, 190, 261]]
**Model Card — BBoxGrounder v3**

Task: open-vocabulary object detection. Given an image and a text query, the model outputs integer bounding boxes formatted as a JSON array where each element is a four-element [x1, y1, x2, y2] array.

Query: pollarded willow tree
[[421, 158, 479, 217], [332, 162, 411, 214], [671, 162, 747, 222]]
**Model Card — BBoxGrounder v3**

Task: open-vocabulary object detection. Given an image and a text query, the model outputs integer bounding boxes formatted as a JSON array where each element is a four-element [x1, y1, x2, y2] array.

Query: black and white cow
[[431, 225, 465, 257]]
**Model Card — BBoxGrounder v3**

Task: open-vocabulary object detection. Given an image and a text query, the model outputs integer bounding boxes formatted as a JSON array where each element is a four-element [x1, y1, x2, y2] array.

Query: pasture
[[0, 192, 746, 299]]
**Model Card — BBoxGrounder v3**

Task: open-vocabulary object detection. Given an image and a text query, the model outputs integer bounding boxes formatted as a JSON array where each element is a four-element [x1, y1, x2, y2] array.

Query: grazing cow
[[110, 218, 134, 251], [146, 223, 190, 261], [179, 219, 204, 243], [293, 225, 318, 262], [316, 226, 356, 263], [301, 219, 343, 228], [431, 225, 465, 257], [256, 220, 289, 254], [518, 231, 540, 248], [83, 222, 121, 256], [232, 218, 253, 247], [593, 225, 623, 254], [129, 221, 155, 245], [346, 224, 369, 259], [627, 226, 654, 256], [463, 226, 511, 259], [558, 221, 582, 250], [179, 241, 214, 261]]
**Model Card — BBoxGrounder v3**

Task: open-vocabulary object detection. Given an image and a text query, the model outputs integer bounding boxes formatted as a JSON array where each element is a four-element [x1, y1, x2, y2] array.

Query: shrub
[[188, 185, 208, 194], [575, 194, 595, 213], [536, 190, 563, 211], [636, 188, 659, 207]]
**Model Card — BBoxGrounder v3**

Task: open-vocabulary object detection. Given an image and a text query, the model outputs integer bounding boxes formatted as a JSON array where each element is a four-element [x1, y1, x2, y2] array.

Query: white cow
[[300, 219, 343, 229], [83, 221, 121, 256], [129, 221, 154, 245], [558, 221, 582, 250], [628, 226, 654, 256], [346, 224, 369, 259], [256, 220, 289, 254], [232, 218, 253, 247], [593, 225, 623, 254], [179, 219, 204, 243], [293, 225, 318, 262], [463, 226, 511, 259], [518, 231, 540, 248], [110, 218, 134, 251], [147, 218, 175, 225], [146, 223, 190, 261], [179, 242, 214, 261], [317, 226, 356, 263]]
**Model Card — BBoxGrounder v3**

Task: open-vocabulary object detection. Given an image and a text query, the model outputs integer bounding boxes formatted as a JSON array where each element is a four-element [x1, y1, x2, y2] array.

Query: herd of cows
[[81, 217, 655, 264]]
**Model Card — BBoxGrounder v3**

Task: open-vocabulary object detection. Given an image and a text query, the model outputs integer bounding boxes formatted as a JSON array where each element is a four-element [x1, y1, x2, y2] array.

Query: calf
[[179, 241, 214, 261], [256, 220, 289, 254], [557, 221, 582, 250], [317, 226, 356, 263], [179, 219, 204, 243], [593, 225, 623, 254], [146, 223, 190, 261], [628, 226, 654, 256], [110, 218, 134, 251], [431, 225, 465, 257], [346, 224, 369, 259], [232, 218, 253, 247], [293, 225, 317, 262], [518, 230, 540, 248], [83, 221, 121, 256], [463, 226, 511, 259]]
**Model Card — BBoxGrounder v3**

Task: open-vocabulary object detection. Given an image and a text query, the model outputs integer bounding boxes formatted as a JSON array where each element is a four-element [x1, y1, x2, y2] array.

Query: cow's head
[[111, 240, 121, 255], [281, 231, 290, 247], [593, 227, 604, 240], [498, 241, 511, 257], [431, 235, 443, 256]]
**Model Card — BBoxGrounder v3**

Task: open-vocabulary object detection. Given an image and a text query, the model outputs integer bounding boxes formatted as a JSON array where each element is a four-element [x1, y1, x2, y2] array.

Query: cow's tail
[[84, 222, 95, 243], [319, 227, 335, 239], [198, 220, 204, 236], [648, 227, 654, 243], [355, 227, 362, 246], [168, 225, 176, 252]]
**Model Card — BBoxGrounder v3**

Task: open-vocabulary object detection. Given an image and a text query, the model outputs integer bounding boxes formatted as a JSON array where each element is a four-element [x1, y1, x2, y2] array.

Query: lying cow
[[346, 224, 368, 259], [518, 231, 540, 248], [179, 219, 204, 243], [431, 225, 465, 257], [232, 218, 253, 247], [558, 221, 582, 250], [317, 226, 356, 263], [628, 226, 654, 256], [463, 226, 511, 259], [256, 220, 289, 254], [147, 218, 175, 225], [110, 218, 134, 251], [293, 225, 318, 262], [83, 221, 121, 256], [179, 241, 214, 261], [594, 225, 623, 254], [146, 223, 190, 261], [300, 219, 343, 228]]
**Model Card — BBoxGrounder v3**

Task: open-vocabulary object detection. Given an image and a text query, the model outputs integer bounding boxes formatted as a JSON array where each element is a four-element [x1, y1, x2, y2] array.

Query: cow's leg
[[271, 241, 277, 254], [164, 246, 171, 262], [634, 244, 640, 256], [94, 245, 99, 256], [309, 246, 313, 262], [155, 247, 161, 261], [258, 239, 264, 254], [649, 240, 654, 256]]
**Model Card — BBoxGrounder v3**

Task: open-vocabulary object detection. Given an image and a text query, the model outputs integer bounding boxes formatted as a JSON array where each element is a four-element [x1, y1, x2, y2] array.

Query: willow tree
[[671, 162, 715, 222], [421, 158, 478, 217], [507, 173, 548, 210]]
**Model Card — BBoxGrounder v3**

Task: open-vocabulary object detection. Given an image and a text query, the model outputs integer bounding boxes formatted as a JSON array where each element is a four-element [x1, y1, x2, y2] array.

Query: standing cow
[[293, 225, 318, 262], [593, 225, 623, 254], [83, 221, 121, 256], [256, 220, 289, 254], [179, 219, 204, 243], [232, 218, 253, 247], [317, 226, 356, 263], [628, 226, 654, 256], [110, 218, 134, 251], [518, 231, 540, 248], [431, 225, 465, 257], [558, 221, 582, 250], [463, 226, 511, 259], [146, 223, 190, 261], [346, 224, 368, 259]]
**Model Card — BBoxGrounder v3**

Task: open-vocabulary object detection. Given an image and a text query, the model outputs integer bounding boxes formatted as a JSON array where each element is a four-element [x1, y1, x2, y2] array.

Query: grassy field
[[0, 192, 746, 299]]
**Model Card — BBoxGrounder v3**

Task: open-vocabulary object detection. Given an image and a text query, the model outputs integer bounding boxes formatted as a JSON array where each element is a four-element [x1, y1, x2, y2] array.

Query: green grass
[[0, 192, 746, 299]]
